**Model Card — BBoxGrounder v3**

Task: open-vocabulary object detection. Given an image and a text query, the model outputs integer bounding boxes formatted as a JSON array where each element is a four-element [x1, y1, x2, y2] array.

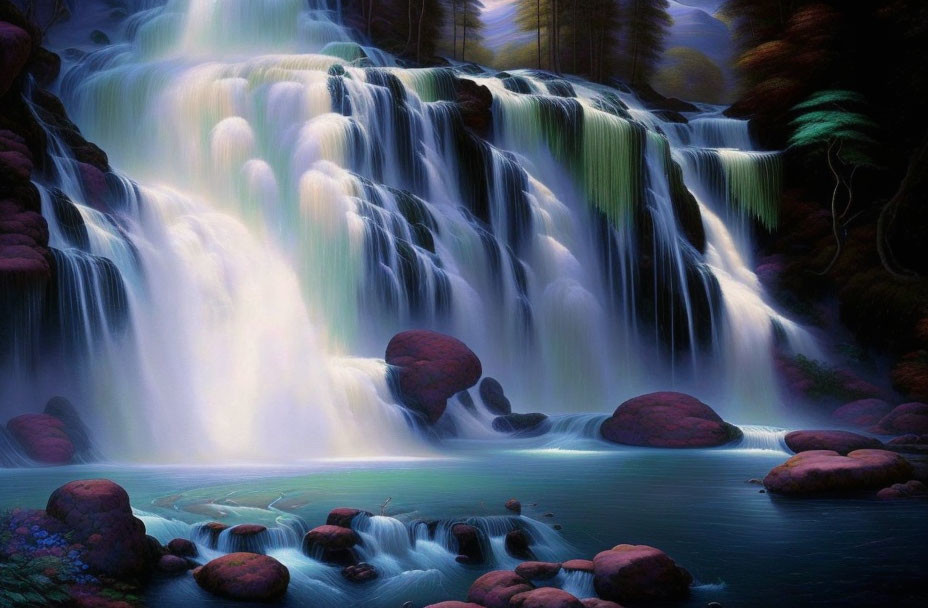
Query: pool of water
[[1, 439, 926, 608]]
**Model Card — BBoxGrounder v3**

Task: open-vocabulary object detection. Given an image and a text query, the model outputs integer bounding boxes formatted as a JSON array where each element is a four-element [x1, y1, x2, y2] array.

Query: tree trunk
[[368, 0, 374, 38], [630, 0, 642, 83], [536, 0, 542, 70], [417, 0, 427, 64], [452, 0, 458, 60]]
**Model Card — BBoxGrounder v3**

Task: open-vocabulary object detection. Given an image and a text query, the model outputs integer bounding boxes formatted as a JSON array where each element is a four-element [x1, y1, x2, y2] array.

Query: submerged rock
[[467, 570, 535, 608], [505, 529, 533, 559], [600, 392, 741, 448], [831, 399, 893, 428], [510, 587, 583, 608], [342, 562, 378, 583], [876, 479, 927, 499], [785, 430, 883, 455], [426, 603, 484, 608], [46, 479, 150, 578], [592, 544, 692, 603], [157, 554, 189, 575], [493, 413, 548, 434], [763, 449, 914, 495], [515, 561, 562, 580], [871, 402, 928, 435], [302, 524, 360, 565], [167, 537, 197, 557], [452, 523, 485, 564], [386, 330, 482, 423], [6, 413, 74, 464], [193, 552, 290, 601], [480, 377, 512, 415]]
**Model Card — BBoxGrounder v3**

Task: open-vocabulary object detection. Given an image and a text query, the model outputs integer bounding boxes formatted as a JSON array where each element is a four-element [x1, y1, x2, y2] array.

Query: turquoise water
[[2, 441, 925, 607]]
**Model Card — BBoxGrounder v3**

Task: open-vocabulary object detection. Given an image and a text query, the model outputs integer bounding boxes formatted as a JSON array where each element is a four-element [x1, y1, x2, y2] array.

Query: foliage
[[652, 46, 730, 105], [791, 355, 878, 403]]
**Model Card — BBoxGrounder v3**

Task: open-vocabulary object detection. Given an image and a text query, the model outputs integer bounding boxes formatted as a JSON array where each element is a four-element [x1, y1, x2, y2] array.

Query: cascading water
[[14, 0, 818, 460]]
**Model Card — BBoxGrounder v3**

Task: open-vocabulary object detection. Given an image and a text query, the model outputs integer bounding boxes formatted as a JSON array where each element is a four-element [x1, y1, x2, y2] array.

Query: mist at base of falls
[[2, 0, 821, 462]]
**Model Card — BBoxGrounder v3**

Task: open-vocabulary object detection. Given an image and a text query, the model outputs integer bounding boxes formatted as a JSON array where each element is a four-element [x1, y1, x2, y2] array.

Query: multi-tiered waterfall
[[6, 0, 815, 461]]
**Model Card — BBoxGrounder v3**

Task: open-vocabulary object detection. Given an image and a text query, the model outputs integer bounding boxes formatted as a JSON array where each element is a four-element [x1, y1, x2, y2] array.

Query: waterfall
[[6, 0, 818, 460]]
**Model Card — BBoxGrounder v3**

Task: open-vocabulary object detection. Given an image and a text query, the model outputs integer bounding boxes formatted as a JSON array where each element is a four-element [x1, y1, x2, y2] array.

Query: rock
[[493, 413, 548, 434], [510, 588, 584, 608], [227, 524, 268, 552], [452, 523, 485, 564], [43, 396, 96, 461], [199, 521, 228, 547], [457, 390, 478, 414], [193, 552, 289, 601], [763, 449, 914, 495], [892, 353, 928, 402], [562, 559, 594, 573], [326, 507, 370, 528], [385, 330, 482, 423], [580, 600, 624, 608], [425, 603, 484, 608], [785, 430, 883, 455], [46, 479, 150, 578], [876, 479, 927, 499], [480, 377, 512, 415], [157, 554, 189, 575], [90, 30, 110, 45], [592, 544, 692, 603], [167, 537, 197, 557], [28, 46, 60, 87], [888, 434, 928, 446], [505, 529, 533, 559], [6, 413, 74, 464], [302, 524, 360, 565], [455, 78, 493, 137], [0, 21, 31, 96], [832, 399, 894, 428], [505, 498, 522, 514], [342, 562, 378, 583], [871, 402, 928, 435], [467, 570, 535, 608], [515, 561, 562, 580], [600, 392, 742, 448]]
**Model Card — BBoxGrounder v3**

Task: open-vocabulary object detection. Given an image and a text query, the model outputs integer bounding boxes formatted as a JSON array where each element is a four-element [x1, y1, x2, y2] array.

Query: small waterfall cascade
[[3, 0, 819, 459]]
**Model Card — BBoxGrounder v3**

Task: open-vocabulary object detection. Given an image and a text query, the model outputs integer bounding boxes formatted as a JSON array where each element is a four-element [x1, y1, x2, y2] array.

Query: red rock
[[167, 537, 197, 557], [505, 498, 522, 513], [452, 523, 485, 564], [6, 413, 74, 464], [229, 524, 267, 536], [763, 449, 914, 495], [888, 434, 928, 446], [467, 570, 534, 608], [385, 330, 482, 423], [157, 554, 189, 575], [0, 22, 32, 96], [302, 524, 359, 565], [193, 552, 289, 601], [592, 544, 692, 603], [326, 507, 370, 528], [876, 479, 927, 499], [425, 603, 484, 608], [341, 562, 378, 583], [785, 430, 882, 455], [562, 559, 594, 573], [871, 402, 928, 435], [505, 529, 533, 559], [510, 587, 583, 608], [832, 399, 894, 428], [580, 600, 625, 608], [515, 561, 562, 580], [600, 392, 741, 448], [46, 479, 150, 578]]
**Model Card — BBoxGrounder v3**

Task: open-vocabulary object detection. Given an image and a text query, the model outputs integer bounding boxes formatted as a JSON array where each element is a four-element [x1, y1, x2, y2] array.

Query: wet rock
[[600, 392, 742, 448], [90, 30, 110, 45], [888, 433, 928, 446], [386, 330, 482, 423], [467, 570, 535, 608], [227, 524, 269, 552], [0, 21, 31, 96], [562, 559, 594, 573], [480, 377, 512, 415], [342, 562, 378, 583], [425, 603, 484, 608], [28, 46, 60, 88], [302, 524, 360, 565], [515, 561, 562, 580], [785, 430, 883, 455], [452, 523, 485, 564], [46, 479, 150, 578], [327, 507, 371, 528], [167, 537, 197, 557], [592, 544, 692, 603], [505, 498, 522, 514], [763, 449, 914, 495], [580, 600, 624, 608], [510, 587, 583, 608], [43, 396, 97, 461], [876, 479, 927, 500], [493, 413, 548, 434], [6, 413, 74, 464], [193, 552, 290, 601], [157, 554, 189, 575], [505, 529, 533, 559], [831, 399, 894, 428], [199, 521, 228, 547], [457, 390, 478, 414], [455, 78, 493, 137], [871, 402, 928, 435]]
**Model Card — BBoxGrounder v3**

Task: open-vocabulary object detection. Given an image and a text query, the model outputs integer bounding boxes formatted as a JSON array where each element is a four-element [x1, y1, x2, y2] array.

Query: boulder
[[199, 521, 228, 547], [425, 603, 484, 608], [871, 402, 928, 435], [785, 430, 883, 455], [227, 524, 269, 552], [302, 524, 360, 565], [452, 523, 485, 564], [46, 479, 150, 578], [888, 434, 928, 446], [6, 413, 74, 464], [342, 562, 378, 583], [455, 78, 493, 137], [763, 449, 914, 495], [326, 507, 370, 528], [157, 554, 189, 575], [592, 544, 692, 603], [44, 396, 96, 461], [876, 479, 927, 500], [493, 413, 548, 434], [580, 600, 624, 608], [386, 330, 482, 423], [515, 561, 562, 580], [831, 399, 893, 428], [562, 559, 594, 573], [505, 498, 522, 514], [505, 529, 533, 559], [0, 21, 31, 96], [510, 588, 584, 608], [480, 377, 512, 415], [167, 537, 197, 557], [193, 553, 289, 601], [457, 390, 478, 414], [600, 392, 741, 448], [467, 570, 535, 608]]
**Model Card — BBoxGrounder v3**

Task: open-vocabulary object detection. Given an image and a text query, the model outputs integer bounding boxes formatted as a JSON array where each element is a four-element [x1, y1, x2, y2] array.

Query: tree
[[617, 0, 672, 85], [652, 47, 729, 105]]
